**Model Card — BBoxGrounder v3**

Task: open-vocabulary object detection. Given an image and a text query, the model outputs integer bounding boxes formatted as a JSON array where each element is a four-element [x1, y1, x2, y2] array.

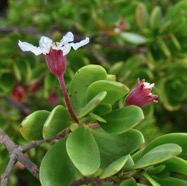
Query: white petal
[[18, 40, 42, 55], [61, 45, 71, 56], [70, 37, 90, 50], [60, 32, 74, 45], [39, 36, 53, 54], [144, 82, 154, 89]]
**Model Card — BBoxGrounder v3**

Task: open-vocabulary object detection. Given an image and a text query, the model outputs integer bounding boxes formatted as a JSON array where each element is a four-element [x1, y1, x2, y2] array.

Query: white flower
[[18, 32, 90, 56]]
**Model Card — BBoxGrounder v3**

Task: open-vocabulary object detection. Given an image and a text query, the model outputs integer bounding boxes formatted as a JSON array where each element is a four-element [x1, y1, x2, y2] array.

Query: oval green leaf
[[66, 125, 100, 176], [164, 157, 187, 176], [43, 105, 71, 139], [100, 106, 144, 134], [119, 178, 137, 186], [87, 80, 129, 105], [100, 156, 128, 179], [140, 133, 187, 157], [134, 144, 182, 169], [20, 110, 49, 140], [69, 65, 107, 114], [91, 127, 144, 168], [78, 91, 107, 118], [40, 138, 76, 186], [154, 177, 187, 186]]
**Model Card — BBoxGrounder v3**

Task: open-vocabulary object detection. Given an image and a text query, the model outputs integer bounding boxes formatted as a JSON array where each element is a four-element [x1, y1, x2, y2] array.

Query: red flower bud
[[11, 84, 26, 102], [125, 79, 158, 107]]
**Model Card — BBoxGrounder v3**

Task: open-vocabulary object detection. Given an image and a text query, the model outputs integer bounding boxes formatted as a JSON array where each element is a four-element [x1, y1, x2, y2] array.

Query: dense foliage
[[1, 0, 187, 185]]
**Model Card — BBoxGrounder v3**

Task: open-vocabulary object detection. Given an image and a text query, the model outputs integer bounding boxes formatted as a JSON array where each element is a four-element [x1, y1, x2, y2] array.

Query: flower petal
[[39, 36, 53, 55], [61, 45, 72, 56], [70, 37, 90, 50], [61, 32, 74, 45], [18, 41, 42, 56]]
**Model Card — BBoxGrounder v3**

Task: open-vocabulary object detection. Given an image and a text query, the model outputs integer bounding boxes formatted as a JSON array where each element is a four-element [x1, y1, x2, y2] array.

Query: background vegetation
[[1, 0, 187, 185]]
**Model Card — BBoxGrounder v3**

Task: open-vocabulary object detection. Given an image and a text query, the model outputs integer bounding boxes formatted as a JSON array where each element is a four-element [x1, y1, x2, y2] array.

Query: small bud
[[11, 84, 25, 102], [125, 79, 158, 107]]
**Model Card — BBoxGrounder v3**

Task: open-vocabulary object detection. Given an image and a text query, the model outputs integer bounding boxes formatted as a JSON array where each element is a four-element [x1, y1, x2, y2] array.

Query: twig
[[88, 46, 110, 67], [100, 42, 146, 55], [4, 96, 30, 116], [0, 127, 70, 186], [21, 128, 70, 152], [0, 128, 39, 185]]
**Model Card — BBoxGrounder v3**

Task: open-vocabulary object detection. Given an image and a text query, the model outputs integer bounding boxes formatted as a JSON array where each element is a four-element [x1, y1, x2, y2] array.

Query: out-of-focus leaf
[[20, 110, 49, 140], [120, 32, 147, 45]]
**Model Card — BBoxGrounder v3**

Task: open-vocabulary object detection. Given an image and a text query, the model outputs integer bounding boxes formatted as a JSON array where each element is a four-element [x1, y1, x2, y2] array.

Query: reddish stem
[[57, 76, 79, 124]]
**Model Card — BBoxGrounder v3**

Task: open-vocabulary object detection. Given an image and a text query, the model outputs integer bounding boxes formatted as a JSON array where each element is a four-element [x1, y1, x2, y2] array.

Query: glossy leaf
[[144, 174, 161, 186], [69, 65, 107, 114], [40, 138, 76, 186], [20, 110, 49, 140], [94, 103, 112, 116], [43, 105, 71, 139], [91, 127, 144, 168], [134, 144, 182, 169], [100, 106, 144, 134], [78, 91, 107, 118], [86, 80, 129, 104], [139, 133, 187, 158], [89, 113, 107, 123], [119, 178, 137, 186], [164, 157, 187, 175], [154, 177, 187, 186], [66, 125, 100, 176], [100, 156, 128, 179]]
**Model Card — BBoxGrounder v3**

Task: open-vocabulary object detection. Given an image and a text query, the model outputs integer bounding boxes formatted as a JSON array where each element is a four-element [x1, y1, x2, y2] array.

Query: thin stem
[[57, 76, 79, 123]]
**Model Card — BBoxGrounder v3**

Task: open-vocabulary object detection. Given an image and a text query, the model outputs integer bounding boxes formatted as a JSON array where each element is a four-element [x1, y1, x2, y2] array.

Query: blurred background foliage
[[1, 0, 187, 185]]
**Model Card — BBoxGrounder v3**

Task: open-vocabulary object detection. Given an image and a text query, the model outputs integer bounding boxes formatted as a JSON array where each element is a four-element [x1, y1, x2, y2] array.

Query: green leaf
[[138, 133, 187, 159], [100, 106, 144, 134], [136, 3, 149, 31], [43, 105, 71, 139], [20, 110, 50, 140], [66, 125, 100, 176], [164, 157, 187, 176], [94, 103, 112, 116], [86, 80, 129, 105], [78, 91, 107, 118], [120, 32, 147, 45], [0, 73, 14, 92], [40, 138, 76, 186], [149, 6, 162, 30], [143, 174, 161, 186], [91, 128, 144, 168], [89, 113, 107, 123], [69, 65, 107, 114], [134, 144, 182, 169], [119, 178, 137, 186], [154, 177, 187, 186], [100, 156, 128, 179]]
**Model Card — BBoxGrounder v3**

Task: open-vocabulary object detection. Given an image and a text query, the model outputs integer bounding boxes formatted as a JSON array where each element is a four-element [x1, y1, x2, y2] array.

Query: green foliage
[[1, 0, 187, 185]]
